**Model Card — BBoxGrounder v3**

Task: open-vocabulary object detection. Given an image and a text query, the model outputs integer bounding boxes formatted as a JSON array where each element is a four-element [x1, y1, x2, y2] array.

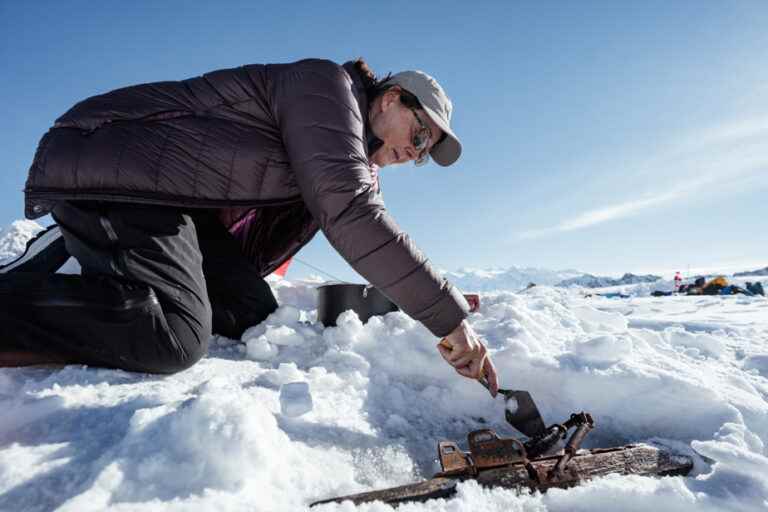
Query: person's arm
[[270, 60, 498, 393], [271, 60, 469, 338]]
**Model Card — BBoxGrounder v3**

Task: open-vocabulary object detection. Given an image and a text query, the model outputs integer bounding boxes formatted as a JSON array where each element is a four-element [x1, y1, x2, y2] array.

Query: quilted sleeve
[[270, 60, 468, 337]]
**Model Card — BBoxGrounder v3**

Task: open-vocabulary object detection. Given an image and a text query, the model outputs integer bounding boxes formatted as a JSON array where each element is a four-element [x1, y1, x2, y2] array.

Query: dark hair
[[353, 58, 388, 97], [353, 58, 422, 108]]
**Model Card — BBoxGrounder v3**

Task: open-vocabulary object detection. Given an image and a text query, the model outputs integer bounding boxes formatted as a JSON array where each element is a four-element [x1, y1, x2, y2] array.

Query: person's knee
[[159, 339, 207, 374], [144, 332, 209, 374], [163, 309, 212, 373], [135, 295, 212, 374]]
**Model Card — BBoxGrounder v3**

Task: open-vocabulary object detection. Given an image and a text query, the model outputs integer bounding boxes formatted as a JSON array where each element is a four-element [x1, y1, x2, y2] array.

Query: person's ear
[[381, 86, 401, 112]]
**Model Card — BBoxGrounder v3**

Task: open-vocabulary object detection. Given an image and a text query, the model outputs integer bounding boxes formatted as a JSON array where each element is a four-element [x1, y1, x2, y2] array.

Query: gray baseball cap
[[388, 70, 462, 167]]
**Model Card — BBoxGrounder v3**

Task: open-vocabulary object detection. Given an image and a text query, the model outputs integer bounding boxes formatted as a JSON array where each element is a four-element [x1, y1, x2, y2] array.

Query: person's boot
[[0, 350, 71, 368], [0, 224, 70, 274]]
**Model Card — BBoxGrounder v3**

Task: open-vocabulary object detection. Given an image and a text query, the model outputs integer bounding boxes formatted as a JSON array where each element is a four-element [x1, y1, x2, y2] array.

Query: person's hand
[[437, 320, 499, 397]]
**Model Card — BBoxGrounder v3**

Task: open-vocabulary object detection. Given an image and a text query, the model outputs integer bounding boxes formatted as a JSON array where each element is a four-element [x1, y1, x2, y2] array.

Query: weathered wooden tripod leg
[[310, 477, 459, 507], [309, 445, 693, 507]]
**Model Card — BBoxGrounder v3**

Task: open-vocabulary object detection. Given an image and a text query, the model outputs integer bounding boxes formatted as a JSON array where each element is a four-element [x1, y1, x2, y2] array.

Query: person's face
[[369, 87, 443, 168]]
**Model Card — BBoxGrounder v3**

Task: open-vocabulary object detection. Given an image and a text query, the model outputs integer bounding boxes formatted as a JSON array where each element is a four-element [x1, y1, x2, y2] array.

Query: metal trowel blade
[[502, 390, 546, 438]]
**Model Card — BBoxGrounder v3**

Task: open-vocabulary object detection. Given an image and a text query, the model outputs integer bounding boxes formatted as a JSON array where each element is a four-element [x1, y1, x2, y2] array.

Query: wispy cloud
[[680, 115, 768, 149], [519, 191, 681, 239], [518, 116, 768, 240]]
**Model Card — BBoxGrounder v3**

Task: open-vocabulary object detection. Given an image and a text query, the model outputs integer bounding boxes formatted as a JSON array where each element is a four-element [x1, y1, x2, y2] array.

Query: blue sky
[[1, 1, 766, 282]]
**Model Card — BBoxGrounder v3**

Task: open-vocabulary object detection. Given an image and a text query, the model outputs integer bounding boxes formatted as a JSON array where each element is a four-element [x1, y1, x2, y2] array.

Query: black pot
[[317, 284, 399, 327]]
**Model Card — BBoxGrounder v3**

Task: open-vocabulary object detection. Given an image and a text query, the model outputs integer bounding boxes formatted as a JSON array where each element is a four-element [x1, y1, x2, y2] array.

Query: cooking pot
[[317, 283, 399, 327]]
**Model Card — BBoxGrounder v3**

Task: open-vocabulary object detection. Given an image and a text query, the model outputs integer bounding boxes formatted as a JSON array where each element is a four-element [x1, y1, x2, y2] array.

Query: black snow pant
[[0, 201, 277, 373]]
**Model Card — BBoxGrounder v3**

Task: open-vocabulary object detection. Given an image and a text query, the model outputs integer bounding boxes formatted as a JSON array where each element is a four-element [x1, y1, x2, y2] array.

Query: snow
[[0, 220, 44, 261], [504, 396, 519, 415], [280, 382, 314, 417], [2, 230, 768, 510]]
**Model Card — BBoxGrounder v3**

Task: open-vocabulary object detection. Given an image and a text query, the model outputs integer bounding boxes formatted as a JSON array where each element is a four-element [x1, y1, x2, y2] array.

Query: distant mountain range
[[443, 266, 583, 292], [734, 266, 768, 277], [555, 272, 661, 288], [444, 267, 663, 291]]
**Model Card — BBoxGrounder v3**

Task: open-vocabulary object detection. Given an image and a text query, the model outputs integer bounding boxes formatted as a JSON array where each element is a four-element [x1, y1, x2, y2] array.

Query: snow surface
[[0, 220, 44, 262], [2, 227, 768, 511]]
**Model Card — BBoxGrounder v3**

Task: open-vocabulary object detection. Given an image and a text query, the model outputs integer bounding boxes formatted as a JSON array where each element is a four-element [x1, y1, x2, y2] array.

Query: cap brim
[[422, 105, 462, 167]]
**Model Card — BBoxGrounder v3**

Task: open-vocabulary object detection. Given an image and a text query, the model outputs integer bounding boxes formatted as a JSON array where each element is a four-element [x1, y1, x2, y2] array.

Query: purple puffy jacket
[[23, 59, 469, 336]]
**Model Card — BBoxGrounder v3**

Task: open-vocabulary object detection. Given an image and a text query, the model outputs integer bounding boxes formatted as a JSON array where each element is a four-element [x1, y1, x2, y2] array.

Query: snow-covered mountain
[[734, 266, 768, 277], [0, 219, 43, 263], [443, 266, 583, 292], [443, 266, 665, 292], [556, 272, 661, 288]]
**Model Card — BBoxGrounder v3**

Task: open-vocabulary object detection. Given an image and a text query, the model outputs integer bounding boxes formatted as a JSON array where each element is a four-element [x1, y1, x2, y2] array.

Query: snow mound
[[1, 267, 767, 510], [571, 334, 634, 365], [0, 220, 44, 263], [744, 355, 768, 377]]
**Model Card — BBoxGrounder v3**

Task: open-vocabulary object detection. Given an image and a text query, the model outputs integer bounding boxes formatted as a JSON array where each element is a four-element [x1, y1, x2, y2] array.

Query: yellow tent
[[707, 276, 728, 288]]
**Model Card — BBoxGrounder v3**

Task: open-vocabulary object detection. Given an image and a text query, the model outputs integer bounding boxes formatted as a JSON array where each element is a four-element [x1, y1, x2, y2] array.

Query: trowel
[[439, 339, 545, 438]]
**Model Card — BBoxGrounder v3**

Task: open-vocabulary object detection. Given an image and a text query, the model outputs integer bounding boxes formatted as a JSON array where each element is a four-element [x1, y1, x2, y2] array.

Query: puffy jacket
[[23, 58, 469, 336]]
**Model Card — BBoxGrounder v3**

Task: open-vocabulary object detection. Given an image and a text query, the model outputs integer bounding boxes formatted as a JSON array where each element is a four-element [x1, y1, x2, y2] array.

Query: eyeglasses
[[409, 107, 432, 166]]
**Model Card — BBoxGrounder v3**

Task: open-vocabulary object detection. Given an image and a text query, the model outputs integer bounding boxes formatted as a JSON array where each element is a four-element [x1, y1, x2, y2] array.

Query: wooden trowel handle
[[438, 338, 494, 391]]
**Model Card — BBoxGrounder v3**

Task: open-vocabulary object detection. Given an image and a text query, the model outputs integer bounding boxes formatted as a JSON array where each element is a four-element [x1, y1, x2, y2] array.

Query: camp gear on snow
[[596, 292, 630, 299], [24, 59, 469, 339], [310, 411, 693, 506], [387, 70, 461, 166], [727, 285, 753, 296], [746, 281, 765, 296], [0, 201, 277, 372], [317, 283, 399, 327], [709, 276, 728, 287], [438, 338, 546, 438], [703, 276, 729, 295]]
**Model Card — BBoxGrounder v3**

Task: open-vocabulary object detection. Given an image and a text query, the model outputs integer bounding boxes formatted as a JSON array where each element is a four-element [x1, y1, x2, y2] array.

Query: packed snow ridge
[[1, 221, 768, 511]]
